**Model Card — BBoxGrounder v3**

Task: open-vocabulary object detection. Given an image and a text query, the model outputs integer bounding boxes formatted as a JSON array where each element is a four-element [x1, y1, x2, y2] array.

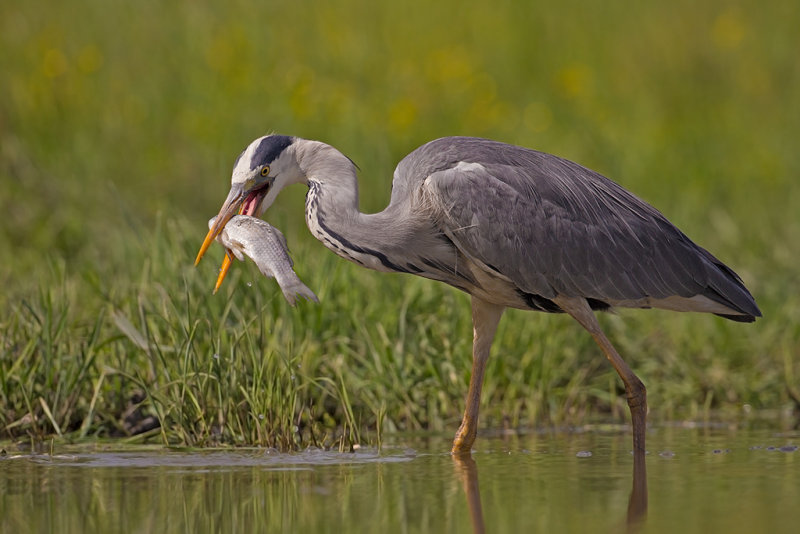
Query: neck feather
[[294, 139, 421, 272], [294, 140, 360, 210], [292, 138, 468, 286]]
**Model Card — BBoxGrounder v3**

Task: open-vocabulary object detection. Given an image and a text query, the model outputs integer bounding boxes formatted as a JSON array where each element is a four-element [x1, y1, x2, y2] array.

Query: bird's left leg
[[554, 295, 648, 454], [452, 297, 505, 456]]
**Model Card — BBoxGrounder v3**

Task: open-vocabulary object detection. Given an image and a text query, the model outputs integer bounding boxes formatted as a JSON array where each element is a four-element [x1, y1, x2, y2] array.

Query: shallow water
[[1, 424, 798, 533]]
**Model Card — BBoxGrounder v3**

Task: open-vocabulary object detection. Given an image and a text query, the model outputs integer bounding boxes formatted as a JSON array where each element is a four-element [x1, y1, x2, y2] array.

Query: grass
[[1, 0, 799, 449]]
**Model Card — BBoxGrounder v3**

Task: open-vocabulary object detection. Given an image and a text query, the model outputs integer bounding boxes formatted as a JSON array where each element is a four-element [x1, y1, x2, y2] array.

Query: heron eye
[[260, 165, 270, 177]]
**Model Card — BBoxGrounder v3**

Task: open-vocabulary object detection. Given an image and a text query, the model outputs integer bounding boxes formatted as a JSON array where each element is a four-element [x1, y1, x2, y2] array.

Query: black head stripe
[[250, 135, 293, 170]]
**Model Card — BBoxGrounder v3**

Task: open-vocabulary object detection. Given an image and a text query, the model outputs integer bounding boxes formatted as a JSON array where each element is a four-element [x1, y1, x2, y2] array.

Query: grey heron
[[195, 135, 761, 455]]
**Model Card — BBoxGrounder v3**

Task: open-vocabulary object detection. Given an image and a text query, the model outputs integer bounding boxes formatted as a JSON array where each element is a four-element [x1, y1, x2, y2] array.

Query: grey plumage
[[407, 137, 759, 320], [198, 133, 761, 457]]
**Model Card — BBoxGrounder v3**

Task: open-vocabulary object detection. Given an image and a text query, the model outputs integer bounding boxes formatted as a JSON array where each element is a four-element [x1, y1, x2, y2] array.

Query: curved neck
[[294, 139, 360, 212], [293, 140, 417, 272]]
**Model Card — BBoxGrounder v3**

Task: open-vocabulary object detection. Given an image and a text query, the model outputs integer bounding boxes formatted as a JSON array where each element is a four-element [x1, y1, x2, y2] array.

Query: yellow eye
[[260, 165, 270, 177]]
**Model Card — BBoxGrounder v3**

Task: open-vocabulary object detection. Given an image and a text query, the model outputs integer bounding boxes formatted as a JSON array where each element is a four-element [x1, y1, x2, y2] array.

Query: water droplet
[[290, 374, 296, 381], [659, 450, 676, 458], [247, 281, 252, 287], [576, 450, 592, 458], [258, 414, 265, 420], [292, 425, 299, 433], [213, 353, 220, 360]]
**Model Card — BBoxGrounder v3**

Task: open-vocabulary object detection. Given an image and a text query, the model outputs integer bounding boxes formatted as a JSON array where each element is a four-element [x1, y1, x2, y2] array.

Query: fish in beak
[[195, 181, 271, 292]]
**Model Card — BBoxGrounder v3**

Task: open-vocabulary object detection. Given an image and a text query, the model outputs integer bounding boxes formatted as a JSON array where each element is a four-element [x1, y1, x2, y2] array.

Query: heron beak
[[196, 181, 271, 293], [213, 251, 234, 294], [194, 185, 245, 267]]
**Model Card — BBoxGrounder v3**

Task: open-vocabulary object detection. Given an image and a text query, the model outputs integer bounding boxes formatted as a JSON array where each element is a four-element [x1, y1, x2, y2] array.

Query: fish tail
[[282, 282, 319, 306]]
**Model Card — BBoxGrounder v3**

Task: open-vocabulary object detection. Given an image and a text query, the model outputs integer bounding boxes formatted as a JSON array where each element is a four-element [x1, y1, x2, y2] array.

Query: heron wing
[[420, 144, 754, 314]]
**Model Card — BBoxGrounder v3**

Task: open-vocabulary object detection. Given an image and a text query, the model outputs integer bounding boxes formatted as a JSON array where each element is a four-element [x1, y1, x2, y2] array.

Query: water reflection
[[453, 447, 648, 534], [2, 425, 798, 533], [452, 454, 485, 534], [627, 451, 648, 531]]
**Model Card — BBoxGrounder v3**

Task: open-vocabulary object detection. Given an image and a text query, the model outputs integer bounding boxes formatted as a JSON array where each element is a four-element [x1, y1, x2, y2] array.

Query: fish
[[208, 215, 318, 306]]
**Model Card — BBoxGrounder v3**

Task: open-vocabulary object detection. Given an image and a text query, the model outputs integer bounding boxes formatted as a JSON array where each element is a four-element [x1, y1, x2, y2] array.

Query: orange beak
[[213, 251, 234, 294], [195, 185, 246, 293], [194, 185, 245, 267], [195, 181, 270, 293]]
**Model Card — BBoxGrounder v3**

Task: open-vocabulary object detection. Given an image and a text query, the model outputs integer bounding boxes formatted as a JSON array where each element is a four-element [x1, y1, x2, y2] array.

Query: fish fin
[[281, 282, 319, 306]]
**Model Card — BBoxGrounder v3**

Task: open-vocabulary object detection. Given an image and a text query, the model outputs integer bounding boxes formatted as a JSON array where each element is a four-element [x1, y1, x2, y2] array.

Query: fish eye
[[260, 165, 270, 177]]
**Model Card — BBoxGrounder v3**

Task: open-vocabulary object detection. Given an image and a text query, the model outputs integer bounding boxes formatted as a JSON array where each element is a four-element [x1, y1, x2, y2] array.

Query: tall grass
[[1, 0, 798, 448]]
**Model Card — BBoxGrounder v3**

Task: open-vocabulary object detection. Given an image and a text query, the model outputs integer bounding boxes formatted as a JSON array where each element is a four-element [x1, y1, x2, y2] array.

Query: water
[[1, 423, 798, 533]]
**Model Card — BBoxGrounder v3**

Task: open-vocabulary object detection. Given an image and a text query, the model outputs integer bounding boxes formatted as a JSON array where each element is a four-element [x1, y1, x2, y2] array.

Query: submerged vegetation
[[1, 0, 798, 449]]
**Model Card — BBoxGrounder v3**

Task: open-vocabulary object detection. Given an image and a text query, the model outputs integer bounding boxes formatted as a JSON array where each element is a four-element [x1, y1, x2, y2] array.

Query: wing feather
[[416, 138, 755, 317]]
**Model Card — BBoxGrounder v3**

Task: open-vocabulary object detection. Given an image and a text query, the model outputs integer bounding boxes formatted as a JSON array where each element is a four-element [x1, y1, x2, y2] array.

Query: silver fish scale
[[209, 215, 318, 306]]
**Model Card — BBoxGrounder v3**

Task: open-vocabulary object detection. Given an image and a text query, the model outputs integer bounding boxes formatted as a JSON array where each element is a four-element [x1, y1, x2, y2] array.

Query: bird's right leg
[[452, 297, 504, 456], [554, 296, 648, 454]]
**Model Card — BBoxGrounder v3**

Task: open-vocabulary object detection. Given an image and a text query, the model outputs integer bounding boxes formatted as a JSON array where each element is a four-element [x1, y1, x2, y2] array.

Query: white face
[[229, 135, 307, 217], [231, 135, 290, 183], [231, 136, 269, 185]]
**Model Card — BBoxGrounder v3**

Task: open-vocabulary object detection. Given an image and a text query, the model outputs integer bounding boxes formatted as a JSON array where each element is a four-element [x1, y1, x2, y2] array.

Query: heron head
[[194, 134, 304, 269]]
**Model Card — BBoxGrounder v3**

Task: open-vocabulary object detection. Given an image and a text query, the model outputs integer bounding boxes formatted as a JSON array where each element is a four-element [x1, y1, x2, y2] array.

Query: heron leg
[[554, 296, 648, 453], [452, 297, 505, 455]]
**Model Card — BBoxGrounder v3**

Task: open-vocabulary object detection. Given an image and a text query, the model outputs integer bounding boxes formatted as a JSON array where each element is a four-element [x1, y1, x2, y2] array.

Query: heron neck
[[295, 141, 415, 272], [306, 179, 412, 273], [295, 139, 360, 209]]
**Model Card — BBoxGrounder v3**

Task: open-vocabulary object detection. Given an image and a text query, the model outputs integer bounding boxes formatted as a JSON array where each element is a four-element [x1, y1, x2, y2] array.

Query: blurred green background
[[1, 0, 798, 446]]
